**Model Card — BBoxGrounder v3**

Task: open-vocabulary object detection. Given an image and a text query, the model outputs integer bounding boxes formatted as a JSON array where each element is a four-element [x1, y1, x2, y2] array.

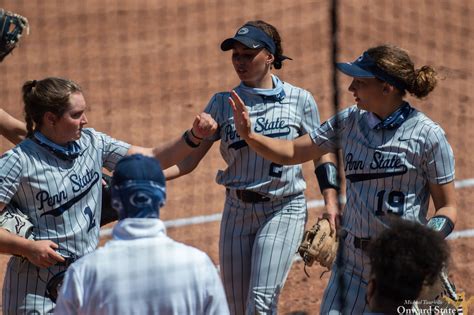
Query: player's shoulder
[[281, 81, 313, 98], [1, 138, 34, 161], [170, 238, 214, 264], [211, 90, 232, 101], [78, 128, 111, 144], [338, 104, 360, 121], [408, 108, 447, 135], [0, 144, 23, 163], [206, 91, 232, 111], [80, 127, 99, 137]]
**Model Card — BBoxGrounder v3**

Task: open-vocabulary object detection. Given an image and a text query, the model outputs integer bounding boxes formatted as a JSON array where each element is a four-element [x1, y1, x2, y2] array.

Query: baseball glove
[[298, 217, 338, 270], [0, 9, 29, 62], [100, 173, 118, 226], [0, 203, 34, 239]]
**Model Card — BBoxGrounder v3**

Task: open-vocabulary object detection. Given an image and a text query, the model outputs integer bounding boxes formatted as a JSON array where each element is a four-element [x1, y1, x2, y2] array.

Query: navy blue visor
[[336, 52, 407, 91], [221, 25, 277, 53]]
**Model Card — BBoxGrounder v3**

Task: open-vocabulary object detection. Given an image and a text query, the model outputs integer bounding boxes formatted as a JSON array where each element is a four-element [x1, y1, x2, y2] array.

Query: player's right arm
[[127, 112, 218, 169], [0, 202, 65, 268], [229, 90, 328, 165], [164, 139, 214, 180], [0, 108, 27, 145]]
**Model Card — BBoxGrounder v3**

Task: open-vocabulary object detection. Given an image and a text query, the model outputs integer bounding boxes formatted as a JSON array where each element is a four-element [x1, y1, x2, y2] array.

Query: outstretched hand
[[191, 112, 218, 139], [229, 90, 252, 140]]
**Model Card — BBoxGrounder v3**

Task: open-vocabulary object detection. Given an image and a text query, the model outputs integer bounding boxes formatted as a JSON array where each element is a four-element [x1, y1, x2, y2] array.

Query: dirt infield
[[0, 0, 473, 313]]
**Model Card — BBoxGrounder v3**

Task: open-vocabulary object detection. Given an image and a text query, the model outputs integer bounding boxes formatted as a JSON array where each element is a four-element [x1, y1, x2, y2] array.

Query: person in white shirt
[[55, 154, 230, 315]]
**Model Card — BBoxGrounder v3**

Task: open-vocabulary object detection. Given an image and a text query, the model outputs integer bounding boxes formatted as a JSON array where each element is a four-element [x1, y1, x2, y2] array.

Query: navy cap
[[336, 51, 408, 91], [112, 154, 165, 187], [111, 154, 166, 219], [221, 25, 277, 54]]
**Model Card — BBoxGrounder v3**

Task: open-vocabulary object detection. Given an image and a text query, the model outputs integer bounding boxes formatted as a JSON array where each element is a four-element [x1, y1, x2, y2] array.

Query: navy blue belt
[[341, 230, 371, 251], [227, 189, 270, 203], [354, 236, 371, 251]]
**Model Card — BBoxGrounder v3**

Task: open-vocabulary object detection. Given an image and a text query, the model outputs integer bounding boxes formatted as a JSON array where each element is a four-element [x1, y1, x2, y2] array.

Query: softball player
[[0, 77, 217, 314], [165, 20, 338, 314], [230, 44, 457, 314]]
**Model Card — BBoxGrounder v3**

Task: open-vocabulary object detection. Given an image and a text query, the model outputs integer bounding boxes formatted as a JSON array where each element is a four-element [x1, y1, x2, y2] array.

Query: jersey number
[[375, 190, 405, 216], [84, 206, 96, 232], [269, 162, 283, 178]]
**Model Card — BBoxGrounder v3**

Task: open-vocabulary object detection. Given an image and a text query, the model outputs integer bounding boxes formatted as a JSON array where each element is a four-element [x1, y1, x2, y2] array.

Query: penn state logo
[[130, 192, 153, 207], [238, 27, 249, 35]]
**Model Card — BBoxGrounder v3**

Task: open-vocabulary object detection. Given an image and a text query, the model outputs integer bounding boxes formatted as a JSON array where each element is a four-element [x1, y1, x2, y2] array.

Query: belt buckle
[[354, 237, 371, 251]]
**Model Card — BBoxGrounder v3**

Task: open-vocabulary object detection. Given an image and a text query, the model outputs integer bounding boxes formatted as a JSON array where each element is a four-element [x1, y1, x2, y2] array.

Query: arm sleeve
[[54, 267, 83, 315], [300, 91, 321, 135], [308, 106, 354, 152], [422, 125, 455, 184], [0, 149, 22, 204]]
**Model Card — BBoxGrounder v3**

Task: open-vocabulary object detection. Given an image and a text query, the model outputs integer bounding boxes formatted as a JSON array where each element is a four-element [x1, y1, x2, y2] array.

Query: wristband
[[427, 215, 454, 238], [315, 162, 340, 193], [190, 129, 203, 140], [182, 130, 200, 148]]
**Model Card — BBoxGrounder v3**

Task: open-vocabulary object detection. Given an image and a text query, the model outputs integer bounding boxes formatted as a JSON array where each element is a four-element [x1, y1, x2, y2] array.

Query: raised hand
[[191, 112, 218, 139], [229, 90, 252, 140]]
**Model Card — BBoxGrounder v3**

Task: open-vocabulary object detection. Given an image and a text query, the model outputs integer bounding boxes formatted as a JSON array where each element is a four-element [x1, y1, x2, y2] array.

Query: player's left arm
[[127, 112, 217, 169], [0, 108, 27, 145], [428, 181, 457, 238], [313, 154, 341, 235]]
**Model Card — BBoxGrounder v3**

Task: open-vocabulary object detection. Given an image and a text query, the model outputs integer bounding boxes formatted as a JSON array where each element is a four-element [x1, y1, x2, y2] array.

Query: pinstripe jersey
[[0, 128, 130, 258], [309, 104, 455, 238], [205, 76, 320, 198]]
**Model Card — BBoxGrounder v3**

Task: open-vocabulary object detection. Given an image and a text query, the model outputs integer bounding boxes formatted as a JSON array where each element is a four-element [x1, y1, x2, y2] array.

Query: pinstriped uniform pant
[[320, 232, 371, 315], [2, 256, 65, 315], [219, 192, 307, 315]]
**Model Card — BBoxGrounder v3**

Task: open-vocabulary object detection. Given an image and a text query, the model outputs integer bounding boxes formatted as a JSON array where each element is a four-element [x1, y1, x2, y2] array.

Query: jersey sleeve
[[87, 129, 131, 171], [309, 106, 354, 152], [204, 94, 224, 142], [422, 125, 455, 184], [0, 149, 23, 204], [300, 91, 321, 135]]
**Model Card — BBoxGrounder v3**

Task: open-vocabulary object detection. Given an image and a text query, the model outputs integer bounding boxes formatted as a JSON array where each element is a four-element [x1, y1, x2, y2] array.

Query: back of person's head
[[368, 219, 449, 312], [22, 77, 82, 137], [366, 44, 437, 98], [111, 154, 166, 220]]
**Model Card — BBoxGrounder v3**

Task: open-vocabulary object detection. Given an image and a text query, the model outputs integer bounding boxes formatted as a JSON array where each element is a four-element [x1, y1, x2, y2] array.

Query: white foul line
[[100, 178, 474, 238]]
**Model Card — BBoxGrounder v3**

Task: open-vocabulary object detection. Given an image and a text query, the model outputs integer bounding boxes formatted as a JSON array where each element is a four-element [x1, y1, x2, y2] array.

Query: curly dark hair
[[367, 44, 437, 98], [368, 219, 450, 305]]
